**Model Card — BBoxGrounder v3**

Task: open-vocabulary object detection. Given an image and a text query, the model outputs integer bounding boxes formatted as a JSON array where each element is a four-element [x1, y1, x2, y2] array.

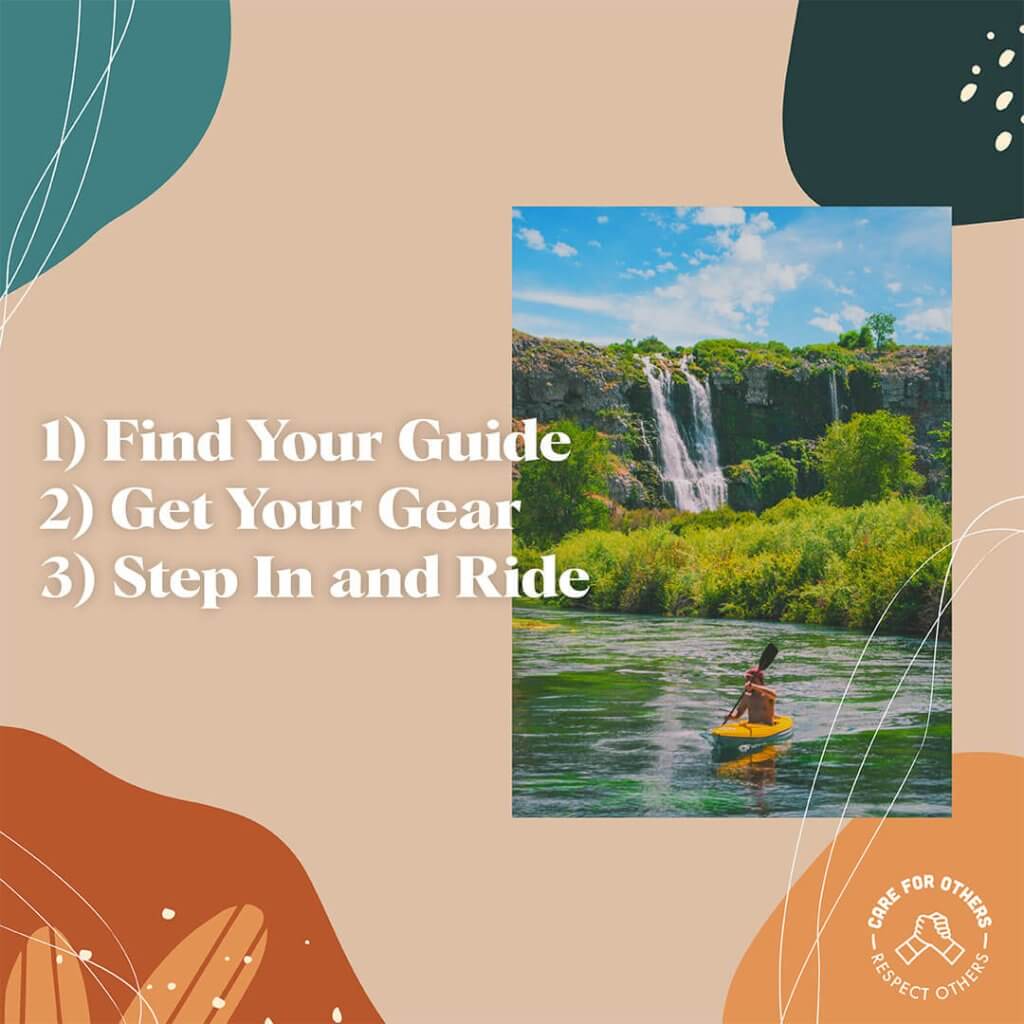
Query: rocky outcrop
[[512, 331, 951, 508], [512, 330, 647, 426]]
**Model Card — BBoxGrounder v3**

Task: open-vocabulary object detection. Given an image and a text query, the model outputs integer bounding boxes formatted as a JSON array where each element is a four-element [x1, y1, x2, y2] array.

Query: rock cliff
[[512, 330, 951, 509]]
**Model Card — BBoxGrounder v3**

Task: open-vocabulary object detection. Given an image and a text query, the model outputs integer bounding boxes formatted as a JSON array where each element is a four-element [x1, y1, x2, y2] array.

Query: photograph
[[512, 206, 953, 818]]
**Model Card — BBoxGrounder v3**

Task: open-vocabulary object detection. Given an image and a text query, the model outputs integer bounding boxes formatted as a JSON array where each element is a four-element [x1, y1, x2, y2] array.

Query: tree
[[865, 312, 897, 351], [818, 411, 923, 506], [929, 419, 952, 499], [514, 419, 612, 547]]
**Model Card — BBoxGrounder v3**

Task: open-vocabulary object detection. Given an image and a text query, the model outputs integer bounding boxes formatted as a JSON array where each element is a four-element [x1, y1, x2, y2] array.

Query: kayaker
[[727, 666, 777, 725]]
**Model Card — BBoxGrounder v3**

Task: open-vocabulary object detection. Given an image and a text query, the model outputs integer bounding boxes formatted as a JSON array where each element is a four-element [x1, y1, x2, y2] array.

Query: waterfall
[[828, 370, 840, 423], [680, 357, 729, 510], [642, 357, 727, 512]]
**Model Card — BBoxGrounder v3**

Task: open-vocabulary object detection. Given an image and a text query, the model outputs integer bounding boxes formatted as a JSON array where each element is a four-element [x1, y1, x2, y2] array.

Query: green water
[[512, 607, 951, 818]]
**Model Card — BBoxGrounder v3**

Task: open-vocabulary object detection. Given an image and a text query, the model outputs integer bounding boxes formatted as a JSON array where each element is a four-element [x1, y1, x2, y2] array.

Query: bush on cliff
[[819, 411, 923, 506], [724, 451, 798, 512]]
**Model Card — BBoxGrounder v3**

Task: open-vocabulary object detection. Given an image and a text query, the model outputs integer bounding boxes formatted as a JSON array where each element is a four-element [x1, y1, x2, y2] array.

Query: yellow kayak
[[710, 715, 794, 757]]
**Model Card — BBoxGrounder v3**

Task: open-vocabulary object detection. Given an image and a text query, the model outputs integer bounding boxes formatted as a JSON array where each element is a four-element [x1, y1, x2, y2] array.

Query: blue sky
[[512, 207, 951, 347]]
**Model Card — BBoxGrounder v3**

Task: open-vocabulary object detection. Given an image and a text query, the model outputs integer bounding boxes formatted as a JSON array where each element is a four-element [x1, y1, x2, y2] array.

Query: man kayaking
[[710, 644, 791, 760], [727, 665, 778, 725]]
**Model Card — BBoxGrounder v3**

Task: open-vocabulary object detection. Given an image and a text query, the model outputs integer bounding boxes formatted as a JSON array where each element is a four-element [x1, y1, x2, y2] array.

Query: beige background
[[1, 1, 1021, 1020]]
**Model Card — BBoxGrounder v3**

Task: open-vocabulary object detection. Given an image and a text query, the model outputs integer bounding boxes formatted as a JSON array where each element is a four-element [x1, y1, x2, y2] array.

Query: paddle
[[721, 642, 779, 724]]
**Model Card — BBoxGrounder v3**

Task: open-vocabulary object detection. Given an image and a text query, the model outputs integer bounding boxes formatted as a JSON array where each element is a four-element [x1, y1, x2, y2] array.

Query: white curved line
[[782, 524, 1022, 1021], [804, 526, 1019, 1021], [0, 0, 138, 347], [1, 823, 145, 1024], [773, 499, 1024, 1021], [0, 921, 158, 1023], [0, 876, 129, 1022], [776, 526, 962, 1019], [3, 0, 83, 291], [1, 0, 135, 298]]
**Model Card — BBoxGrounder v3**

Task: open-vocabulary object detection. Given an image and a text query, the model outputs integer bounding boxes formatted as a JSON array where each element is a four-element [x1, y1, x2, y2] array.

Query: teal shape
[[1, 0, 231, 296]]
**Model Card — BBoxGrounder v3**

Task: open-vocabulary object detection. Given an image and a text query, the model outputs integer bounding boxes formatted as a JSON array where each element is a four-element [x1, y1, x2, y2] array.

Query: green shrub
[[544, 497, 950, 635], [725, 452, 798, 511], [819, 411, 923, 506]]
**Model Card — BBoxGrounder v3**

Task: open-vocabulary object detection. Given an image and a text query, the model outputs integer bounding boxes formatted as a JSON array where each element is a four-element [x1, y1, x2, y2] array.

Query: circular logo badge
[[867, 872, 993, 1005]]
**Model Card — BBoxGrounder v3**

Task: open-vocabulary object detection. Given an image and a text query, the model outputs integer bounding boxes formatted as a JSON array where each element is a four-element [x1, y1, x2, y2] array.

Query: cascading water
[[828, 370, 840, 423], [642, 356, 727, 512], [680, 356, 728, 510]]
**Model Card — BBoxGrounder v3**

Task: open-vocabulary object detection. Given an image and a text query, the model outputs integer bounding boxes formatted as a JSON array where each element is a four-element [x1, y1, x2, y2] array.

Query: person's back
[[729, 667, 777, 726]]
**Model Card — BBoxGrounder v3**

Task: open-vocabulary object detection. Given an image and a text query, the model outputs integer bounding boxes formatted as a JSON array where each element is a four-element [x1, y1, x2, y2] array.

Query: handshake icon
[[895, 912, 965, 966]]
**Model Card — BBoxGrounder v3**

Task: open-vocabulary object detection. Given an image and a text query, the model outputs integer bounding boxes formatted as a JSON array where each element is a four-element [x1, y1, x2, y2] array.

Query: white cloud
[[516, 229, 577, 259], [841, 303, 869, 326], [855, 218, 869, 227], [516, 209, 810, 343], [748, 212, 775, 234], [809, 314, 844, 334], [513, 289, 616, 314], [512, 209, 523, 220], [596, 215, 609, 224], [809, 303, 868, 336], [902, 304, 951, 337], [517, 227, 546, 251], [823, 276, 854, 296], [732, 230, 765, 263], [587, 240, 601, 248], [694, 206, 746, 227], [643, 209, 688, 233], [656, 247, 672, 258], [886, 280, 903, 293], [863, 266, 872, 273]]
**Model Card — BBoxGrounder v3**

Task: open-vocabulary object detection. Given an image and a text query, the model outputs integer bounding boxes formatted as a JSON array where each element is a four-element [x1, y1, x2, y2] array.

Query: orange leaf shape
[[122, 904, 266, 1024], [2, 926, 91, 1023]]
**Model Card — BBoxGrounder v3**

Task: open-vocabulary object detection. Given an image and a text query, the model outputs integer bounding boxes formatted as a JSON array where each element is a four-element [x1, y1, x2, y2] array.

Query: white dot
[[161, 907, 176, 921], [972, 64, 981, 74], [987, 31, 995, 40], [265, 1019, 274, 1024], [168, 982, 177, 991], [999, 49, 1016, 67], [332, 1010, 343, 1023], [960, 83, 978, 102], [55, 955, 63, 965], [224, 955, 231, 961], [78, 949, 92, 962], [146, 984, 153, 991], [1020, 115, 1024, 124], [212, 996, 226, 1010], [304, 938, 310, 945], [996, 90, 1014, 110], [995, 130, 1013, 151], [243, 955, 253, 964]]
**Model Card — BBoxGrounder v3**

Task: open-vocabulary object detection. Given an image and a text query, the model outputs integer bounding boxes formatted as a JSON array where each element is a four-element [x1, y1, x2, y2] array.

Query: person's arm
[[729, 695, 750, 719], [748, 682, 777, 699]]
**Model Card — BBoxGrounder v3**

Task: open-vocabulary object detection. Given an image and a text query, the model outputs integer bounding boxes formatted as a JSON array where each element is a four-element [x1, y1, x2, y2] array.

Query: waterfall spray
[[641, 356, 727, 512]]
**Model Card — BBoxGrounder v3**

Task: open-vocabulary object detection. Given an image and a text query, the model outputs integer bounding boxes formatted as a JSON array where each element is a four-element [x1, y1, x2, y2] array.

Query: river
[[512, 607, 951, 818]]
